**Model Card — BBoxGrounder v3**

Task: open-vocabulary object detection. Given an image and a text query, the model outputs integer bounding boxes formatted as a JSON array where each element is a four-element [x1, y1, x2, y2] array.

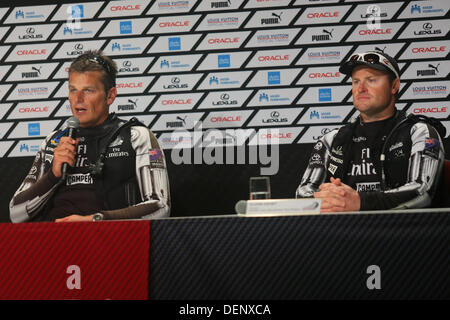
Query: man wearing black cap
[[296, 50, 446, 212]]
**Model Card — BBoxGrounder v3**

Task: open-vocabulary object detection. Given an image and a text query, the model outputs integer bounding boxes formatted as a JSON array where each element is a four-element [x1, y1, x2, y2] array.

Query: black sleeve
[[296, 129, 339, 198], [9, 134, 61, 222]]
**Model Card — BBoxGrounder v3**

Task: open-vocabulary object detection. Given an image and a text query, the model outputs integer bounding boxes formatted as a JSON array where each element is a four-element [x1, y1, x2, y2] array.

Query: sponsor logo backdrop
[[0, 0, 448, 157]]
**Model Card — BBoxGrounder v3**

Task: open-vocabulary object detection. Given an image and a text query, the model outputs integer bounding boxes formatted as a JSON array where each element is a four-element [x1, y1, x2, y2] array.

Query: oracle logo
[[117, 82, 143, 88], [162, 99, 192, 105], [210, 116, 241, 122], [412, 46, 446, 53], [359, 28, 392, 35], [17, 49, 46, 56], [413, 107, 447, 113], [110, 5, 141, 11], [307, 12, 339, 19], [309, 72, 340, 78], [19, 106, 49, 113], [258, 55, 289, 62], [159, 21, 189, 28], [261, 133, 292, 139], [208, 37, 239, 44]]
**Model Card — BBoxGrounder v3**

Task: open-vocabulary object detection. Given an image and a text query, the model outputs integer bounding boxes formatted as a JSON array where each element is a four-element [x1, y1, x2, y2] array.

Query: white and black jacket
[[10, 113, 171, 222], [296, 110, 446, 210]]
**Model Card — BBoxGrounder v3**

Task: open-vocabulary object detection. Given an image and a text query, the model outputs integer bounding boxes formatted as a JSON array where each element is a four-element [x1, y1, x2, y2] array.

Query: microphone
[[61, 116, 80, 181]]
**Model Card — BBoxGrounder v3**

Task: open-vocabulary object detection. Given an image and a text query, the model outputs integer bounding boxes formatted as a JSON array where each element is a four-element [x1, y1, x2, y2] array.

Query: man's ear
[[106, 87, 117, 105], [392, 78, 400, 95]]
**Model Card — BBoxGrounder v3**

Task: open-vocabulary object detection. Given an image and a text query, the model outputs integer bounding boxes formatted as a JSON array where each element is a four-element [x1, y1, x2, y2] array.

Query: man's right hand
[[52, 137, 79, 178], [314, 177, 361, 213]]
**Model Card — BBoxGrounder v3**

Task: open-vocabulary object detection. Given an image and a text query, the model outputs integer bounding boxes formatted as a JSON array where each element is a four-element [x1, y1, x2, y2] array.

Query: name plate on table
[[235, 198, 321, 216]]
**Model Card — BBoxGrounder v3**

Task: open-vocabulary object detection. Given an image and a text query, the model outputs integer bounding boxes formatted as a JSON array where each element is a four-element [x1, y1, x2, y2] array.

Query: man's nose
[[75, 91, 84, 103], [357, 81, 368, 93]]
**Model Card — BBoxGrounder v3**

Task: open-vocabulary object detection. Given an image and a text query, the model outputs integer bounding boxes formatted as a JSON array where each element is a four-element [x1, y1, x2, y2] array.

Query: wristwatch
[[92, 213, 104, 221]]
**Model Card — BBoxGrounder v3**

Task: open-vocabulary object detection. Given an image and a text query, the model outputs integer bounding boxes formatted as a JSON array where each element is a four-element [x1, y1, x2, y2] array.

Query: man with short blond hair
[[296, 51, 445, 212], [10, 50, 170, 222]]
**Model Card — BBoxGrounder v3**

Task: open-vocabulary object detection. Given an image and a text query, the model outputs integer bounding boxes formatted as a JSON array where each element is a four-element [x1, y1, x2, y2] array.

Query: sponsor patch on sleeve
[[425, 138, 439, 149], [309, 152, 324, 167], [149, 149, 165, 169], [51, 129, 67, 146], [423, 138, 440, 159]]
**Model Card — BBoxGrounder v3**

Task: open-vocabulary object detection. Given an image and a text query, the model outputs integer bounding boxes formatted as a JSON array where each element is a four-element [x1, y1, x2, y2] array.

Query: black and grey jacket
[[10, 113, 170, 222], [296, 110, 446, 210]]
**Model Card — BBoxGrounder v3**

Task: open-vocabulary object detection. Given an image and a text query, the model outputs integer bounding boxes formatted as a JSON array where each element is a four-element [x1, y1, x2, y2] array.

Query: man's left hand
[[314, 178, 361, 213], [55, 214, 94, 222]]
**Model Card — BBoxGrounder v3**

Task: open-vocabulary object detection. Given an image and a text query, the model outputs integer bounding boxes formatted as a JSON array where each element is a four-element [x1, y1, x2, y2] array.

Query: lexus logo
[[26, 27, 35, 34], [220, 93, 229, 100], [423, 22, 432, 30], [123, 60, 132, 67], [74, 43, 83, 50], [270, 111, 280, 118], [171, 77, 180, 84], [368, 5, 380, 14]]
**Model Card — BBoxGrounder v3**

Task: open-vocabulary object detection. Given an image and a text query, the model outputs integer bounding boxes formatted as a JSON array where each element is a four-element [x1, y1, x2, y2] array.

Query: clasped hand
[[314, 177, 361, 213]]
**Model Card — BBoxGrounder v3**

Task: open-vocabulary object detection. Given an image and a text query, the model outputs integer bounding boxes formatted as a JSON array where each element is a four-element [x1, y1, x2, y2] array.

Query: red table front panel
[[0, 220, 150, 300]]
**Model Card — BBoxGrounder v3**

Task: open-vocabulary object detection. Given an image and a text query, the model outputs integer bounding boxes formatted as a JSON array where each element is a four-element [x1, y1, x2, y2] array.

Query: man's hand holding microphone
[[52, 117, 80, 179], [52, 117, 96, 223]]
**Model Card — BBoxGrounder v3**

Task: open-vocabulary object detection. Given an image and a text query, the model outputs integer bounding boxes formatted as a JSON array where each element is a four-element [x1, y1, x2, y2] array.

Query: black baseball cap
[[339, 51, 400, 79]]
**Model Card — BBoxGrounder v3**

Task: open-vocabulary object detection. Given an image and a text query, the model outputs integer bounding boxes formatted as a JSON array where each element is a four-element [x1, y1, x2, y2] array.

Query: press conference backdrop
[[0, 0, 449, 222]]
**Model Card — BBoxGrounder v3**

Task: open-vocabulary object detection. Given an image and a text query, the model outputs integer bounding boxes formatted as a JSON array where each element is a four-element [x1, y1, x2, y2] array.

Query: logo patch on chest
[[66, 173, 93, 186]]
